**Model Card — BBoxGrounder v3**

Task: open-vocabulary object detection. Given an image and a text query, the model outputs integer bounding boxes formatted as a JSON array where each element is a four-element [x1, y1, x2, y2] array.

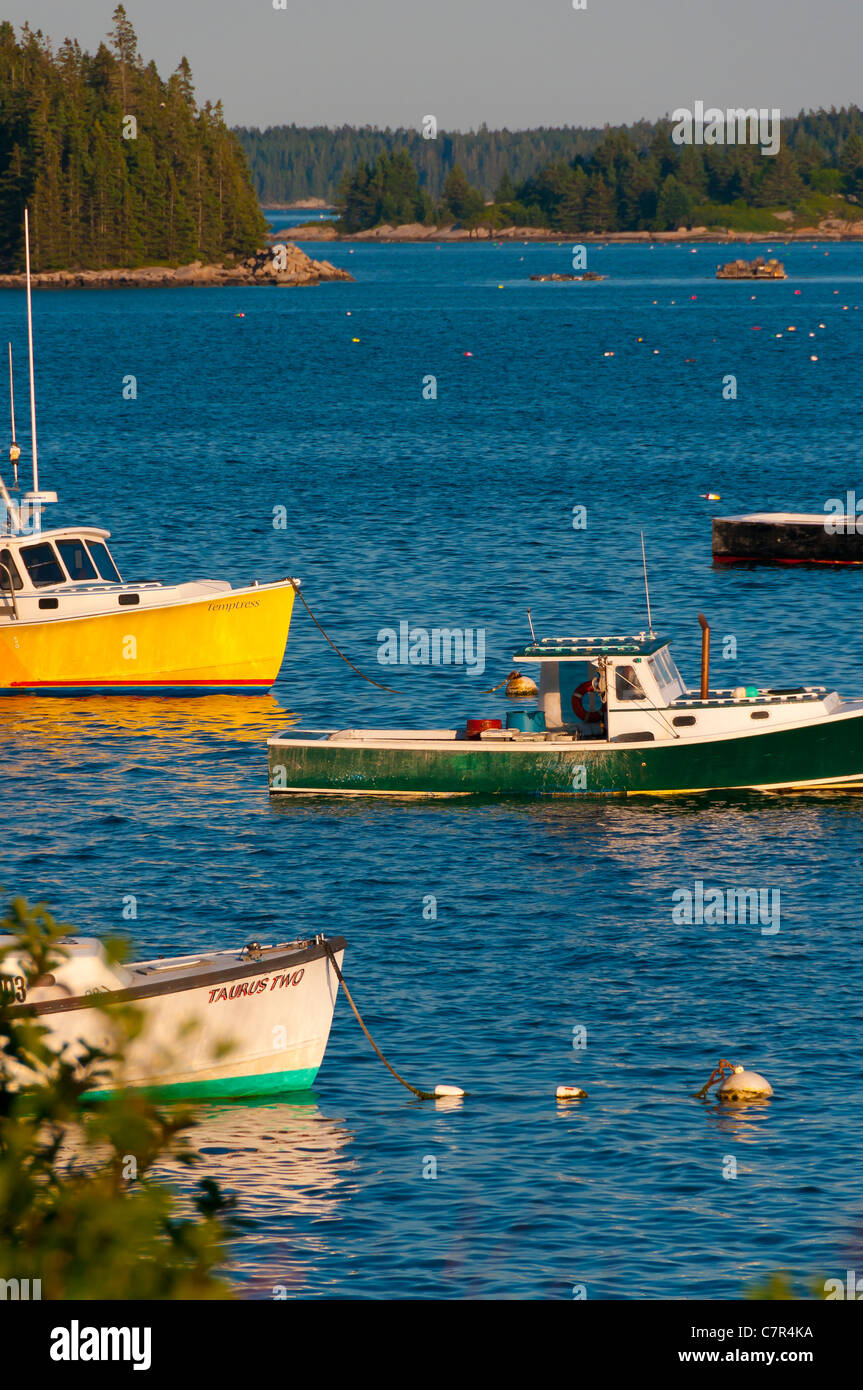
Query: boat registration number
[[0, 974, 27, 1003]]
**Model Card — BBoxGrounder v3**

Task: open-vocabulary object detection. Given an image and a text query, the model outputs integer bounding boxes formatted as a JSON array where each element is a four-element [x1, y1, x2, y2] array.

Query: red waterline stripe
[[713, 554, 863, 567], [11, 678, 273, 688]]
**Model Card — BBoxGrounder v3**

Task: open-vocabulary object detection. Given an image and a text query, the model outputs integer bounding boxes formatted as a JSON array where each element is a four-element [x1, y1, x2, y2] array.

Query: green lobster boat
[[267, 618, 863, 798]]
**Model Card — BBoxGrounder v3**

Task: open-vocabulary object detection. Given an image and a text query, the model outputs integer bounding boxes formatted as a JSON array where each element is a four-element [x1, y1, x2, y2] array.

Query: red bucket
[[465, 718, 503, 739]]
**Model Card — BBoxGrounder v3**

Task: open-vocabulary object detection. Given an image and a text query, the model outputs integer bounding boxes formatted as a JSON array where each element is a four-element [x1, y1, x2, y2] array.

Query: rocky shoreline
[[0, 243, 353, 289], [276, 217, 863, 244]]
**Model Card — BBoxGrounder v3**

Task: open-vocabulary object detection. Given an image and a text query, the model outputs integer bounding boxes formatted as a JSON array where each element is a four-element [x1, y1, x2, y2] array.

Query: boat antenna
[[527, 606, 536, 643], [8, 343, 18, 487], [640, 531, 654, 636], [24, 208, 39, 496]]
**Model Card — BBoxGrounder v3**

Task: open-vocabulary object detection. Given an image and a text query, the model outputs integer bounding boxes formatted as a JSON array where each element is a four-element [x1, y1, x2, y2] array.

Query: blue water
[[264, 206, 336, 230], [3, 240, 863, 1299]]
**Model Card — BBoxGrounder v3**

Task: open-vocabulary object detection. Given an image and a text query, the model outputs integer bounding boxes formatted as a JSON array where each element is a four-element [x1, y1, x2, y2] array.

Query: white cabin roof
[[1, 526, 111, 545]]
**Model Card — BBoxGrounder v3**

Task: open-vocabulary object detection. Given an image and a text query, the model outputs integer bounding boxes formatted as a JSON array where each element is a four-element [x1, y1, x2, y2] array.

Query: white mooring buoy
[[556, 1085, 588, 1100], [718, 1065, 773, 1102], [435, 1084, 465, 1098]]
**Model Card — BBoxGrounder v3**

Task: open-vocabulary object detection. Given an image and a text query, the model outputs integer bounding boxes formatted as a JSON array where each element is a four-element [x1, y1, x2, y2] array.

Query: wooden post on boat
[[698, 613, 710, 699]]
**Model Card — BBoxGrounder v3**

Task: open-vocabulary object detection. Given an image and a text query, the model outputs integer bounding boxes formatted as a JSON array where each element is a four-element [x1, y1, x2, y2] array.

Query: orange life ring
[[572, 680, 602, 723]]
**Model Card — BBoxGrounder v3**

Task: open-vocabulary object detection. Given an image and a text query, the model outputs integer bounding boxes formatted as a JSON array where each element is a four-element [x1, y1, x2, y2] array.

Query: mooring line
[[323, 941, 459, 1100], [289, 580, 511, 696]]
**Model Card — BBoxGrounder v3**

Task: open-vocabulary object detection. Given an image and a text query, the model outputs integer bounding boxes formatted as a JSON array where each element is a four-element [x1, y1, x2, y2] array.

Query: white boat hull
[[3, 937, 345, 1100]]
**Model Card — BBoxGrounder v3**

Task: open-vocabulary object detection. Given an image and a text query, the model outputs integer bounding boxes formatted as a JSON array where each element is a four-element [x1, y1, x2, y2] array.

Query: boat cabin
[[0, 524, 234, 625], [0, 526, 126, 621], [514, 633, 684, 742], [511, 632, 837, 743]]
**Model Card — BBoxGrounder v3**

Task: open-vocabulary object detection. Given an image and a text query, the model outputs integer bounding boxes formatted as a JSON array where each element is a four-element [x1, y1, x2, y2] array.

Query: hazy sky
[[5, 0, 862, 130]]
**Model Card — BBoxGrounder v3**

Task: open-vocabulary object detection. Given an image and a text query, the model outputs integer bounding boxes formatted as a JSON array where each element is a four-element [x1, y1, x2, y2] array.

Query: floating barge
[[713, 513, 863, 566], [267, 618, 863, 798], [716, 257, 786, 279]]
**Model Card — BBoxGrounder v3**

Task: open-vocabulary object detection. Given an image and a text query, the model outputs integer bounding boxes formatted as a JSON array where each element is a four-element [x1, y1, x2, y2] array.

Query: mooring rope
[[694, 1057, 735, 1100], [289, 580, 512, 697], [323, 941, 442, 1100]]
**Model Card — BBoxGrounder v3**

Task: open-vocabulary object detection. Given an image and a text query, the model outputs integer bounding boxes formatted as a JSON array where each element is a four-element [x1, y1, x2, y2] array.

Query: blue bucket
[[506, 708, 546, 733]]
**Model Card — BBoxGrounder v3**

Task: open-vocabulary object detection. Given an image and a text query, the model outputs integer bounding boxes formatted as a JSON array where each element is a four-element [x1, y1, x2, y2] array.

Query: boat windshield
[[57, 539, 98, 581], [21, 541, 65, 588], [85, 540, 122, 583], [651, 647, 684, 695]]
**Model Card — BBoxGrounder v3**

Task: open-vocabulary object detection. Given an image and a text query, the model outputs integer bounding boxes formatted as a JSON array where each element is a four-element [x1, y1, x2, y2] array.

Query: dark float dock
[[713, 513, 863, 566]]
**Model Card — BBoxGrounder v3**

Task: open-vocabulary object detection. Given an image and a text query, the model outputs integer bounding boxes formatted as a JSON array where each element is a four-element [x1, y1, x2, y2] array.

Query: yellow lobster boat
[[0, 213, 297, 695]]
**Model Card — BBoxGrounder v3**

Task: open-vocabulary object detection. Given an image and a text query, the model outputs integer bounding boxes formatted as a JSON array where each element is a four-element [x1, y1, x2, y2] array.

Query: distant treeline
[[333, 110, 863, 234], [234, 123, 648, 204], [0, 7, 266, 272], [236, 109, 863, 213]]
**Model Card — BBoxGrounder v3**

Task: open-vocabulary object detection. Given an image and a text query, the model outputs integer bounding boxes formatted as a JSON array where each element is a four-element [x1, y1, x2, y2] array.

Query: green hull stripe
[[269, 716, 863, 796], [82, 1065, 320, 1102]]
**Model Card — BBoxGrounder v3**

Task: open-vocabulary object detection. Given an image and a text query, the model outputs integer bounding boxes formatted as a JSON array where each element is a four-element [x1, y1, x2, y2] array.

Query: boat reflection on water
[[2, 694, 297, 744], [3, 695, 300, 774], [156, 1095, 357, 1296]]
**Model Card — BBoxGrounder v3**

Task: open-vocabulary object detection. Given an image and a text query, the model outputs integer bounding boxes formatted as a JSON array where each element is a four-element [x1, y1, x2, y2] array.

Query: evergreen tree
[[438, 164, 485, 223], [494, 169, 515, 203], [585, 171, 617, 230], [754, 148, 804, 207], [0, 16, 265, 271], [656, 174, 693, 230]]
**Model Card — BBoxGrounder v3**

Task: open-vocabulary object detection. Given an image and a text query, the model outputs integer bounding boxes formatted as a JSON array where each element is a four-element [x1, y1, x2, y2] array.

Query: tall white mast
[[24, 207, 39, 495], [640, 531, 654, 636], [7, 343, 17, 486]]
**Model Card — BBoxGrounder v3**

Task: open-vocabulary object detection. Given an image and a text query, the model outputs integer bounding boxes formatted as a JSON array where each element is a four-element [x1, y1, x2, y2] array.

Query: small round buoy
[[810, 355, 819, 361], [718, 1066, 773, 1102], [701, 492, 721, 501], [435, 1084, 465, 1097], [556, 1085, 588, 1100], [464, 351, 473, 357], [505, 670, 538, 699], [351, 337, 360, 342]]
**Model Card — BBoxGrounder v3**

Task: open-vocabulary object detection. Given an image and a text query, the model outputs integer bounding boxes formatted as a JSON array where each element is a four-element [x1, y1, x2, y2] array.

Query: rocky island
[[0, 244, 353, 290], [716, 256, 786, 279]]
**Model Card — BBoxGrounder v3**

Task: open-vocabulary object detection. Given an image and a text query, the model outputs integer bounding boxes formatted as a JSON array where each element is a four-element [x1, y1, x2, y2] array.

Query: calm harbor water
[[3, 238, 863, 1298]]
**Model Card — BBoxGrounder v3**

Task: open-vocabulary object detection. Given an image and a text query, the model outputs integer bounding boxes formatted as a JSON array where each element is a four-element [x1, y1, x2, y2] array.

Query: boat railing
[[0, 559, 18, 620]]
